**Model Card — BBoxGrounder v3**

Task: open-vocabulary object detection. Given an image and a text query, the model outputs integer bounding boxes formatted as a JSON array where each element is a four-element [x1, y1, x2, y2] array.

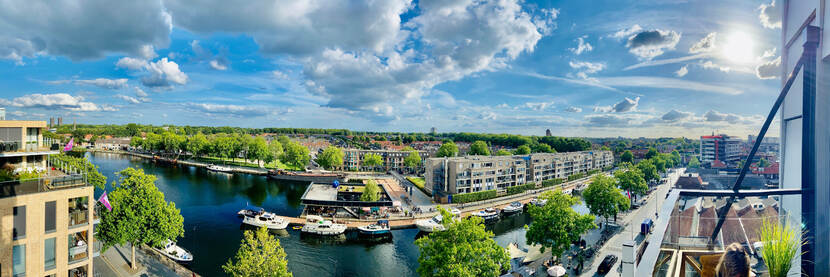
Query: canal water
[[88, 152, 548, 277]]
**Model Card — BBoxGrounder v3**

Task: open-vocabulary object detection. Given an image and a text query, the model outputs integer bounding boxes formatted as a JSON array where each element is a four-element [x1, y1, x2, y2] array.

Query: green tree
[[281, 141, 310, 169], [125, 123, 140, 136], [97, 167, 184, 269], [415, 207, 509, 277], [495, 149, 512, 156], [129, 136, 143, 148], [758, 158, 771, 168], [360, 179, 381, 202], [404, 150, 422, 172], [652, 156, 667, 173], [264, 140, 284, 166], [525, 190, 596, 257], [620, 150, 634, 163], [514, 145, 531, 155], [688, 156, 701, 168], [223, 227, 292, 277], [636, 159, 659, 183], [362, 153, 383, 171], [186, 132, 209, 157], [644, 147, 658, 159], [670, 150, 682, 166], [583, 175, 629, 223], [615, 164, 648, 204], [316, 146, 344, 170], [531, 143, 554, 153], [248, 137, 270, 167], [436, 142, 458, 157], [468, 140, 490, 156]]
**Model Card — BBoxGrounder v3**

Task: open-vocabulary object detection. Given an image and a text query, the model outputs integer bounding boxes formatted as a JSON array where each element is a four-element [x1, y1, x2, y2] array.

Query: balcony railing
[[0, 138, 61, 153], [68, 232, 89, 264], [0, 173, 88, 198]]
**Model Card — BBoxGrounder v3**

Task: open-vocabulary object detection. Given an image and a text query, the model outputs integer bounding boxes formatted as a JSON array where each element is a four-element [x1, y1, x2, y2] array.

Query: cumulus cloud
[[689, 32, 717, 53], [522, 101, 555, 111], [209, 59, 228, 70], [569, 36, 593, 55], [134, 87, 148, 97], [615, 25, 681, 60], [116, 57, 148, 70], [565, 106, 582, 113], [595, 97, 639, 113], [115, 94, 142, 104], [704, 110, 748, 124], [569, 61, 605, 74], [272, 70, 289, 80], [10, 93, 116, 111], [675, 65, 688, 77], [585, 114, 632, 126], [117, 56, 188, 88], [186, 103, 273, 117], [75, 78, 128, 89], [661, 109, 693, 122], [756, 56, 780, 79], [758, 0, 781, 29], [0, 0, 171, 61]]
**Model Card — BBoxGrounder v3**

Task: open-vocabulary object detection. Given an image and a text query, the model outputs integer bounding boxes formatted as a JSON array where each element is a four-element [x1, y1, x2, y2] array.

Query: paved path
[[95, 243, 199, 277], [389, 171, 434, 207]]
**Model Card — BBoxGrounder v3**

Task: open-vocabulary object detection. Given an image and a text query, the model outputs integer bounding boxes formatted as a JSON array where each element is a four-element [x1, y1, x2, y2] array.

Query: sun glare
[[722, 32, 755, 64]]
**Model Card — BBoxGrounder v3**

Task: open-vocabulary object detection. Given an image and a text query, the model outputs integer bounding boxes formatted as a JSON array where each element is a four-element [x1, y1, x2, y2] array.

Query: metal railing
[[0, 138, 61, 153], [0, 173, 88, 198]]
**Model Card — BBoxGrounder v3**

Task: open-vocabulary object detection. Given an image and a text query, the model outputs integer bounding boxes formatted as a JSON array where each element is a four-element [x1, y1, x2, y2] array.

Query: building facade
[[699, 135, 741, 167], [0, 120, 95, 277], [343, 149, 430, 172], [426, 150, 613, 203]]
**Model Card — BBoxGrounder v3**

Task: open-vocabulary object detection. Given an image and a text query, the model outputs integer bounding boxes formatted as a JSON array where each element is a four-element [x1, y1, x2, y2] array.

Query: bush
[[406, 177, 432, 196], [587, 169, 600, 175], [541, 178, 564, 187], [507, 182, 537, 195], [567, 173, 586, 181], [452, 190, 498, 204]]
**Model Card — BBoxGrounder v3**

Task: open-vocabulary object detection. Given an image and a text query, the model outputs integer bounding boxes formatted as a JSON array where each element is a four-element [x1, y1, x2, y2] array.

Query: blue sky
[[0, 0, 783, 138]]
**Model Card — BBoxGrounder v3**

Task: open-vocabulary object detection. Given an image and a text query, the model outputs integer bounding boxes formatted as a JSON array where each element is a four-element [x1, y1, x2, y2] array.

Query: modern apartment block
[[699, 134, 741, 167], [426, 150, 613, 203], [0, 120, 95, 277], [343, 149, 430, 172]]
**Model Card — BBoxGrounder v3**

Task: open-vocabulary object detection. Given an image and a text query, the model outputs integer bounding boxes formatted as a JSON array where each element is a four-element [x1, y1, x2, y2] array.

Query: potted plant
[[758, 218, 804, 277]]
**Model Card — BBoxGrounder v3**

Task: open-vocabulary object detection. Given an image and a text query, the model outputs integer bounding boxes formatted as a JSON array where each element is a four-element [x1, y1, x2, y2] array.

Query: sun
[[721, 32, 756, 64]]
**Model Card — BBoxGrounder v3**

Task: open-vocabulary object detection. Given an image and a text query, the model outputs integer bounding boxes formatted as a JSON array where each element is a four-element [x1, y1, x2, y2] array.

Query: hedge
[[587, 169, 600, 175], [541, 178, 564, 187], [406, 177, 432, 196], [507, 182, 537, 195], [567, 172, 586, 181], [452, 189, 498, 203]]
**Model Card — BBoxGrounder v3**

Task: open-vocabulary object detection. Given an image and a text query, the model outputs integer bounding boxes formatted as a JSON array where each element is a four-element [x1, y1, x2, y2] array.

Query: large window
[[45, 201, 56, 233], [12, 244, 25, 277], [13, 205, 25, 240], [68, 196, 89, 227], [45, 237, 56, 270]]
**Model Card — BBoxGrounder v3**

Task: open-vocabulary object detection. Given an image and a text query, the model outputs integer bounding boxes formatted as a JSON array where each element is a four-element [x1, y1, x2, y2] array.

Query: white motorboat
[[501, 201, 524, 214], [416, 215, 447, 233], [530, 198, 548, 207], [237, 207, 264, 218], [357, 220, 391, 235], [301, 215, 347, 235], [207, 164, 233, 172], [449, 208, 462, 218], [472, 208, 500, 222], [242, 212, 289, 230], [154, 240, 193, 263]]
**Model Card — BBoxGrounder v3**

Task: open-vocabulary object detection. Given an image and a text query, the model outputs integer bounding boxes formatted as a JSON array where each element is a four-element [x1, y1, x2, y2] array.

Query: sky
[[0, 0, 784, 138]]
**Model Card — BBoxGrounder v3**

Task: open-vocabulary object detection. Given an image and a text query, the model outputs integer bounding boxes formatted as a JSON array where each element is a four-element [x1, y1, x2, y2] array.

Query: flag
[[63, 138, 74, 152], [626, 190, 631, 199], [98, 191, 112, 211]]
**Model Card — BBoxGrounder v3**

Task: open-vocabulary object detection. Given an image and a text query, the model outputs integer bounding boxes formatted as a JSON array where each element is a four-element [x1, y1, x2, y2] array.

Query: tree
[[404, 150, 422, 172], [526, 190, 596, 258], [620, 150, 634, 163], [688, 156, 701, 168], [758, 158, 771, 168], [636, 159, 659, 183], [652, 156, 667, 173], [495, 149, 512, 156], [468, 140, 490, 156], [129, 136, 143, 149], [644, 147, 658, 159], [531, 143, 554, 153], [223, 227, 292, 277], [360, 179, 381, 202], [281, 141, 310, 169], [670, 150, 682, 166], [97, 167, 184, 269], [615, 164, 647, 204], [583, 175, 629, 223], [362, 153, 383, 171], [436, 142, 458, 157], [514, 145, 531, 155], [264, 140, 283, 166], [187, 132, 209, 157], [415, 207, 509, 277], [316, 146, 344, 170], [125, 123, 140, 136], [247, 137, 270, 167]]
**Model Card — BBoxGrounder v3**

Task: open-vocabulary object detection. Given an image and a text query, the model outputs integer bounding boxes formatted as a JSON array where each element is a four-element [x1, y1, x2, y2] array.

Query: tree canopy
[[644, 147, 659, 159], [362, 153, 383, 170], [360, 179, 381, 202], [404, 150, 422, 168], [525, 190, 596, 257], [415, 207, 509, 277], [688, 156, 701, 168], [615, 164, 648, 202], [316, 146, 344, 170], [583, 175, 630, 223], [468, 140, 490, 156], [620, 150, 634, 163], [636, 159, 659, 183], [281, 140, 310, 168], [436, 142, 459, 157], [495, 149, 512, 156], [223, 227, 292, 277], [514, 145, 531, 155]]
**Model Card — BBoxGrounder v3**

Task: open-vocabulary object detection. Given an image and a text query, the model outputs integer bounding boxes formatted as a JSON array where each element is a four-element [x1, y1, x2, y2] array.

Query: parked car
[[597, 254, 618, 275]]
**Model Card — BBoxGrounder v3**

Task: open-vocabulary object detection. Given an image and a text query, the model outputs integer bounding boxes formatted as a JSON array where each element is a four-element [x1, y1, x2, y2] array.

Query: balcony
[[0, 169, 88, 198], [68, 230, 89, 264], [0, 138, 61, 157]]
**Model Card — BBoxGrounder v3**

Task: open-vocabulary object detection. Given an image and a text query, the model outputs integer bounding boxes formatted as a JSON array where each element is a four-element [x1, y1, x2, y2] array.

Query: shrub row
[[506, 182, 537, 195], [567, 172, 586, 181], [452, 189, 498, 204], [587, 169, 600, 175], [541, 178, 564, 187], [406, 177, 432, 196]]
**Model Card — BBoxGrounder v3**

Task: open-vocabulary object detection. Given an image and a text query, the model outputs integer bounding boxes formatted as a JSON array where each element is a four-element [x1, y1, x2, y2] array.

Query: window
[[68, 231, 89, 263], [12, 244, 25, 277], [45, 201, 56, 233], [45, 237, 56, 270], [68, 196, 89, 227], [13, 206, 25, 240]]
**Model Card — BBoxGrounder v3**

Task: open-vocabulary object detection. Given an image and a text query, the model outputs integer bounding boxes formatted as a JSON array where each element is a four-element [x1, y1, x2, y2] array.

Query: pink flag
[[98, 191, 112, 211], [64, 138, 74, 152]]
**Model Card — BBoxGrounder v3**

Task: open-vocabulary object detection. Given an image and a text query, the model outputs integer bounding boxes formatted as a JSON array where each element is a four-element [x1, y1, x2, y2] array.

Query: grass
[[337, 185, 365, 193], [194, 156, 305, 171], [758, 218, 803, 277], [406, 176, 432, 196]]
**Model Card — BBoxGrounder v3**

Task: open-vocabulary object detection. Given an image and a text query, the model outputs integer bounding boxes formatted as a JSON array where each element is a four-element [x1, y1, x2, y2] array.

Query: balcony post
[[801, 25, 819, 277]]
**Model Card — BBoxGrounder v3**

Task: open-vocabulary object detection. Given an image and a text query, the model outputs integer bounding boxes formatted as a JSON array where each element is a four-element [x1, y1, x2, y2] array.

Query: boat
[[242, 211, 289, 230], [301, 215, 347, 235], [153, 240, 193, 263], [449, 208, 462, 218], [501, 201, 524, 214], [207, 164, 233, 172], [416, 215, 447, 233], [472, 208, 500, 222], [530, 198, 548, 207], [267, 169, 345, 183], [357, 220, 391, 235], [237, 207, 265, 218]]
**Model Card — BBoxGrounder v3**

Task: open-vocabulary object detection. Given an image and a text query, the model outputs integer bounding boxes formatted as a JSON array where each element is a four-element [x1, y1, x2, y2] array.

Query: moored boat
[[153, 240, 193, 263], [472, 208, 500, 222], [357, 220, 391, 235], [242, 211, 289, 230], [415, 215, 447, 233], [237, 207, 265, 218], [529, 198, 548, 207], [207, 164, 233, 172], [501, 201, 523, 214], [301, 215, 347, 235]]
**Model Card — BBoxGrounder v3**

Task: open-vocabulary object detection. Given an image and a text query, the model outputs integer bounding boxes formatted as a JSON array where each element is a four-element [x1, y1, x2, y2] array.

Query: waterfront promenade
[[94, 243, 200, 277]]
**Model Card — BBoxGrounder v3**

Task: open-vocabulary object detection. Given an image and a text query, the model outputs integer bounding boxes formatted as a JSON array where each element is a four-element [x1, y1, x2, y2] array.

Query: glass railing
[[0, 173, 88, 198], [68, 231, 89, 264], [0, 138, 61, 153]]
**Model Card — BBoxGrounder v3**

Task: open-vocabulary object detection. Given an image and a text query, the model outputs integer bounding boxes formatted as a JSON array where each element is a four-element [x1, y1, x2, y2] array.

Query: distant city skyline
[[0, 0, 782, 138]]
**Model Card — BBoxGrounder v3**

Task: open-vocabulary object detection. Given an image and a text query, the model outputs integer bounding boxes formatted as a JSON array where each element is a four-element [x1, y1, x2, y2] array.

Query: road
[[580, 168, 685, 276]]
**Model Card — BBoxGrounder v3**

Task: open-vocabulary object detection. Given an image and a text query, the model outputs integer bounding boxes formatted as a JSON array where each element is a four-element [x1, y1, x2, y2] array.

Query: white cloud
[[272, 70, 289, 80], [209, 59, 228, 70], [623, 53, 708, 71], [675, 65, 688, 77], [593, 97, 638, 113], [758, 0, 781, 29], [704, 110, 751, 124], [10, 93, 116, 111], [138, 45, 158, 60], [75, 78, 128, 89], [134, 87, 148, 97], [186, 103, 273, 117], [661, 109, 693, 122], [115, 94, 141, 104], [522, 101, 556, 111], [564, 106, 582, 113], [569, 36, 593, 55], [756, 56, 780, 79], [585, 114, 633, 126], [116, 57, 148, 70], [610, 24, 642, 39], [701, 60, 731, 72], [689, 32, 717, 53], [615, 25, 681, 60], [140, 58, 189, 88], [569, 61, 605, 74]]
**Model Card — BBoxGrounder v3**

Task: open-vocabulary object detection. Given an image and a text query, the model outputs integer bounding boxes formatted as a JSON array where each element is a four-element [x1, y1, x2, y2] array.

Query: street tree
[[97, 167, 184, 269], [620, 150, 634, 163], [223, 227, 292, 277], [688, 156, 701, 168], [758, 158, 771, 168], [615, 164, 648, 204], [436, 141, 458, 157], [404, 150, 422, 173], [636, 159, 659, 183], [653, 156, 667, 173], [362, 153, 383, 171], [264, 140, 283, 166], [316, 146, 344, 170], [247, 137, 270, 167], [514, 145, 531, 155], [360, 179, 381, 202], [415, 207, 509, 277], [583, 175, 630, 223], [468, 140, 490, 156], [525, 190, 596, 258], [281, 141, 310, 169], [670, 150, 682, 166]]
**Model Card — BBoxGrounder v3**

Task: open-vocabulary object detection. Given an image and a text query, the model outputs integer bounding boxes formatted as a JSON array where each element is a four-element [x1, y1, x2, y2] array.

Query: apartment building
[[0, 120, 95, 277], [343, 149, 430, 172], [426, 150, 613, 203], [699, 134, 741, 167]]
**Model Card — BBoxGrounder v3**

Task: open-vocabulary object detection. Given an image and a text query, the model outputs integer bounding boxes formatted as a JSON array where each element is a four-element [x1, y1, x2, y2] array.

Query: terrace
[[0, 156, 91, 198]]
